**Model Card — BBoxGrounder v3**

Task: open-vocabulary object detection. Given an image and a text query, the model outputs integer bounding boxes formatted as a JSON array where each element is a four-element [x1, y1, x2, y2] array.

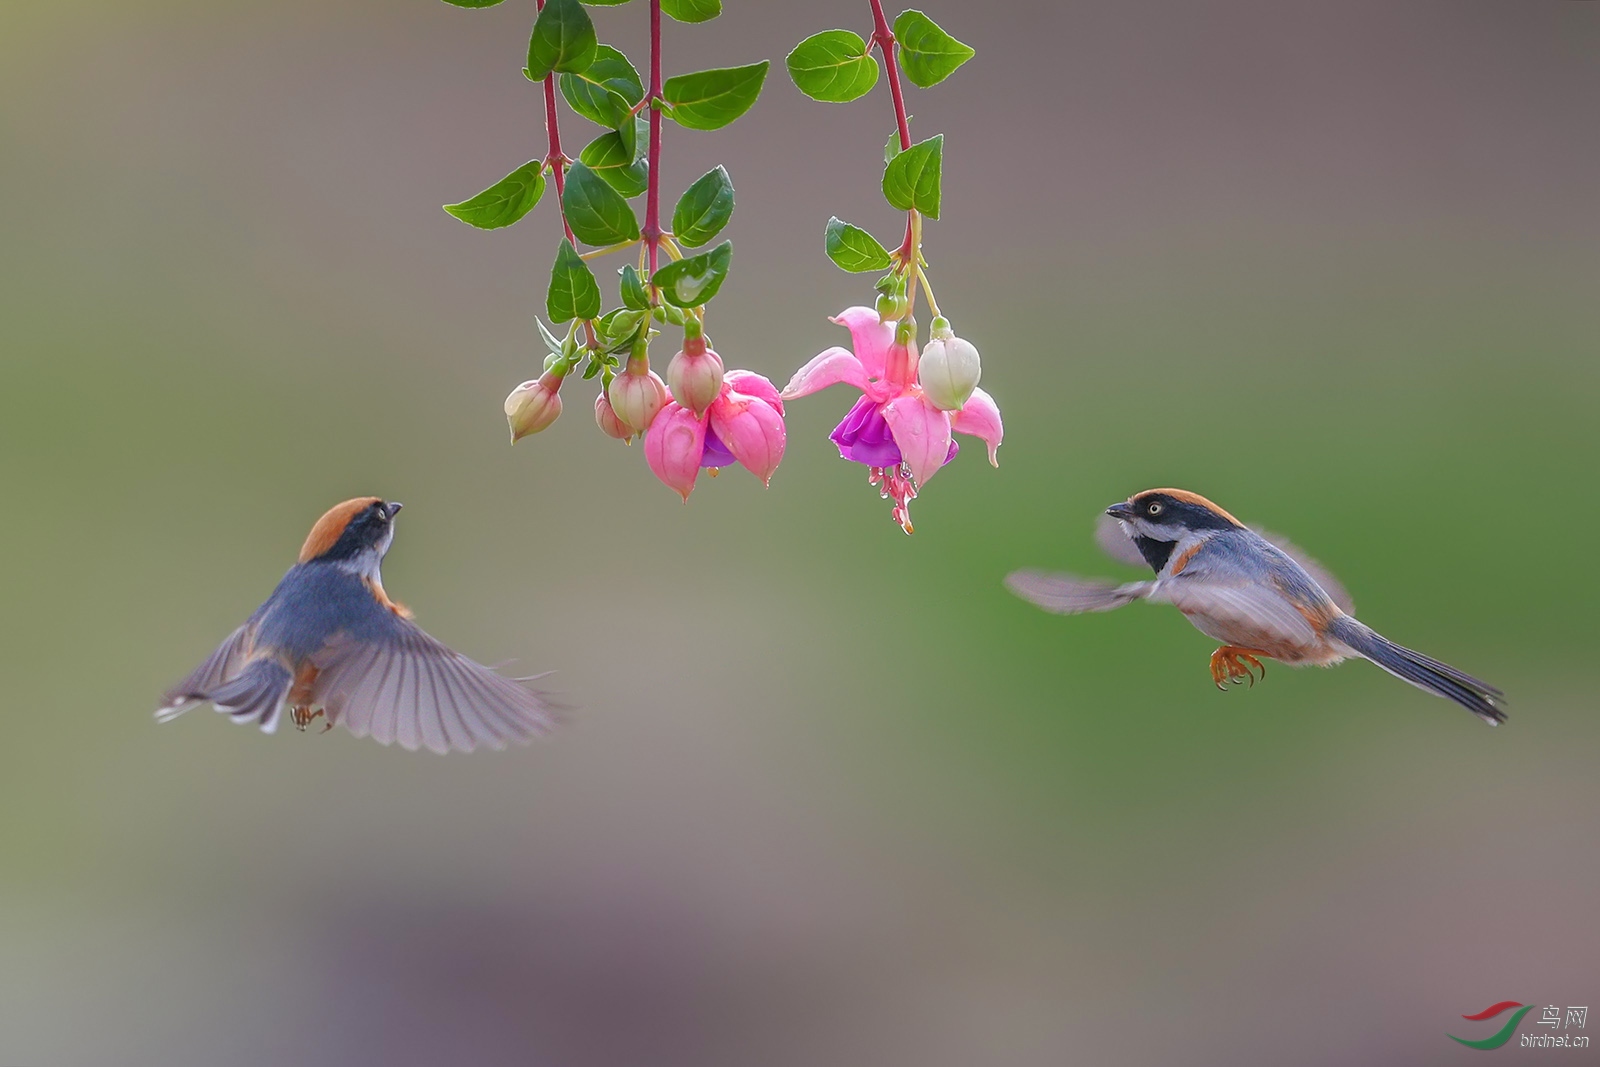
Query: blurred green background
[[2, 1, 1596, 1064]]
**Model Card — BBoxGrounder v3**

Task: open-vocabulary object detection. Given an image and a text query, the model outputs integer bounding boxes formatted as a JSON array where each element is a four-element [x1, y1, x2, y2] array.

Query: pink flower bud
[[594, 390, 632, 440], [917, 335, 982, 411], [709, 381, 786, 487], [644, 402, 706, 502], [666, 346, 725, 419], [607, 366, 668, 435], [503, 372, 563, 442]]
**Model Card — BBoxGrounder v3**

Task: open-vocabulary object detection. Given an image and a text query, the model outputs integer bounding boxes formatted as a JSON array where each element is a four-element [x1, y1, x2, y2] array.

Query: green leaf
[[786, 30, 878, 103], [660, 0, 720, 22], [443, 161, 545, 229], [824, 216, 891, 272], [547, 239, 601, 323], [892, 10, 975, 88], [578, 129, 648, 198], [559, 44, 643, 128], [561, 161, 641, 245], [651, 241, 732, 308], [526, 0, 598, 80], [671, 166, 734, 247], [605, 308, 646, 341], [884, 124, 908, 163], [441, 0, 505, 8], [580, 0, 632, 5], [619, 264, 649, 310], [881, 133, 942, 218], [535, 317, 564, 354], [662, 62, 769, 131]]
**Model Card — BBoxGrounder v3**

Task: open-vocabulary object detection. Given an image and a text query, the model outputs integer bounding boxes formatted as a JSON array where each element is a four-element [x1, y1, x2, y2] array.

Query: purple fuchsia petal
[[830, 395, 902, 467], [700, 426, 737, 468]]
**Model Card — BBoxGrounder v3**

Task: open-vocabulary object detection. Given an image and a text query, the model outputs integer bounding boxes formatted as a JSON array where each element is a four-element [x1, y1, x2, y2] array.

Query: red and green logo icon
[[1449, 1001, 1533, 1050]]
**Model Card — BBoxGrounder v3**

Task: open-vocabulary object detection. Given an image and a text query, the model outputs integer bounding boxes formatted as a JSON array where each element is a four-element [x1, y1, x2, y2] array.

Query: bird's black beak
[[384, 501, 404, 519], [1105, 501, 1135, 521]]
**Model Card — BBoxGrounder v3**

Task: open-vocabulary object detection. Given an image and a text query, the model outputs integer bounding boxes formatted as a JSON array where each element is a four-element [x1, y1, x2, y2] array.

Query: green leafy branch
[[439, 0, 767, 415], [785, 2, 973, 323]]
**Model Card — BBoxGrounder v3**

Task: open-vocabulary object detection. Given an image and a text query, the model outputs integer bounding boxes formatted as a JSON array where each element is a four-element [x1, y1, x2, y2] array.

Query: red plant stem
[[535, 0, 594, 352], [643, 0, 664, 276], [867, 0, 916, 262]]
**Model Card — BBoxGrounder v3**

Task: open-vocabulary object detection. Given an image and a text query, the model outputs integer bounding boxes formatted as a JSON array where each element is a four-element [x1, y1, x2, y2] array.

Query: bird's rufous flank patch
[[1169, 541, 1204, 576], [365, 576, 413, 619], [299, 497, 383, 562]]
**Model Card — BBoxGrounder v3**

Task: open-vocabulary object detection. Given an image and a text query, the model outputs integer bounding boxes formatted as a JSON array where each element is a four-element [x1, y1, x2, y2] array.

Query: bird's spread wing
[[1094, 513, 1149, 568], [156, 624, 255, 721], [310, 616, 558, 755], [1249, 527, 1354, 615], [1158, 578, 1319, 648], [1005, 571, 1153, 614]]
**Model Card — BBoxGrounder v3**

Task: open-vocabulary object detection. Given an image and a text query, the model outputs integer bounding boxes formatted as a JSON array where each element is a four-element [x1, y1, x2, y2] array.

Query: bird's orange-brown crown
[[1131, 488, 1244, 528], [299, 497, 384, 562]]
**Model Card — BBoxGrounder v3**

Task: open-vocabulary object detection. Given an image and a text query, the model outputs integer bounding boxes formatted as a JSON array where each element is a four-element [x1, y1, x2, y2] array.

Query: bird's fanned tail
[[157, 657, 292, 734], [1328, 617, 1505, 725]]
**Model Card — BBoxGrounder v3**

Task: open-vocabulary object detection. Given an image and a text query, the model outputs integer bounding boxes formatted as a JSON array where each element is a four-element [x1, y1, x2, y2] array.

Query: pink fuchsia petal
[[709, 390, 786, 486], [883, 393, 954, 486], [779, 347, 868, 401], [951, 386, 1003, 467], [829, 306, 893, 380], [644, 402, 707, 501], [723, 369, 785, 415]]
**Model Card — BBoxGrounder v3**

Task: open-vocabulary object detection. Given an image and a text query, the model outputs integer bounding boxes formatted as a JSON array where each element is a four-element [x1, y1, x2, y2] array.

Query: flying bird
[[157, 497, 556, 752], [1006, 488, 1505, 724]]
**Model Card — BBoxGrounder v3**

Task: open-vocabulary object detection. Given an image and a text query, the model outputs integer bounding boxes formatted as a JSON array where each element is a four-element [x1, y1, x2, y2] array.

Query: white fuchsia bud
[[504, 371, 563, 442], [607, 365, 669, 435], [667, 345, 725, 419], [917, 320, 981, 412]]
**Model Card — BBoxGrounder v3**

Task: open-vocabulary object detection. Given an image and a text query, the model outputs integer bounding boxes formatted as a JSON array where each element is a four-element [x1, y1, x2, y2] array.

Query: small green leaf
[[786, 30, 878, 103], [547, 239, 602, 323], [441, 0, 505, 8], [651, 242, 732, 308], [559, 44, 643, 128], [605, 308, 646, 341], [660, 0, 719, 22], [443, 161, 545, 229], [824, 216, 892, 272], [662, 62, 769, 131], [535, 317, 564, 354], [671, 166, 734, 247], [561, 161, 641, 245], [619, 264, 649, 310], [885, 125, 907, 163], [881, 133, 942, 218], [578, 129, 648, 198], [526, 0, 598, 80], [654, 303, 687, 325], [892, 10, 975, 88]]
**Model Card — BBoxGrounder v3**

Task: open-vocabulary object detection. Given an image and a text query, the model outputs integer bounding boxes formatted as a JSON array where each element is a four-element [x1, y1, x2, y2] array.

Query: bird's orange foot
[[290, 705, 325, 732], [1209, 646, 1268, 691]]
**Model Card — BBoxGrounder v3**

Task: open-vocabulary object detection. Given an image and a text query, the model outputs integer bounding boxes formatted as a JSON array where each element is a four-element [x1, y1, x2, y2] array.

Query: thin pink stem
[[644, 0, 664, 276], [867, 0, 916, 261]]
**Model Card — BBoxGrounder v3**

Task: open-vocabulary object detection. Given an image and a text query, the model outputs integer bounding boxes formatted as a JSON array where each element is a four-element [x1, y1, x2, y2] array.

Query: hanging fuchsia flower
[[782, 307, 1002, 533], [645, 369, 786, 501]]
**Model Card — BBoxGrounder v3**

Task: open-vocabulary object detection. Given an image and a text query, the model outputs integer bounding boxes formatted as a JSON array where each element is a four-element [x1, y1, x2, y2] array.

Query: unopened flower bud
[[594, 390, 632, 440], [504, 371, 563, 442], [667, 345, 725, 419], [876, 289, 910, 322], [918, 333, 982, 411], [607, 365, 669, 435]]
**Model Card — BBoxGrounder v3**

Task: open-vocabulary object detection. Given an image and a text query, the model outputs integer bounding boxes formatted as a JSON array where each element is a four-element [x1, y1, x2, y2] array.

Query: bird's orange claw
[[1210, 647, 1268, 691], [290, 705, 326, 732]]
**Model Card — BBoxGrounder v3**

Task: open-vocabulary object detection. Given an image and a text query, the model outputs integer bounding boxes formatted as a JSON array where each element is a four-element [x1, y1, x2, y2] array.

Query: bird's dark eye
[[1147, 501, 1164, 517]]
